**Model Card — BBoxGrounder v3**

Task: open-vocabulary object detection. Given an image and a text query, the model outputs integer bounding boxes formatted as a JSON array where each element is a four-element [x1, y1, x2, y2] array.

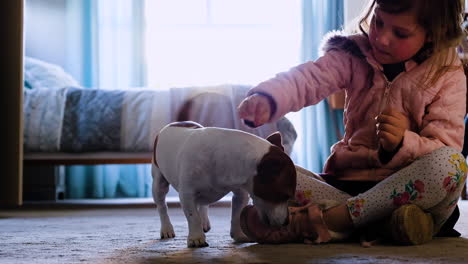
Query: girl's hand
[[376, 108, 410, 152], [237, 94, 272, 127]]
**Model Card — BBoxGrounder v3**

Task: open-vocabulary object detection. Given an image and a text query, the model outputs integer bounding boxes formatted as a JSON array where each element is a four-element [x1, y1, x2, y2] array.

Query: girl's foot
[[390, 204, 434, 245]]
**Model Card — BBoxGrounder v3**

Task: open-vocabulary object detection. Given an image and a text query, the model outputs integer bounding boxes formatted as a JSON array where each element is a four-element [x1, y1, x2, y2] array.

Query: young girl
[[238, 0, 467, 245]]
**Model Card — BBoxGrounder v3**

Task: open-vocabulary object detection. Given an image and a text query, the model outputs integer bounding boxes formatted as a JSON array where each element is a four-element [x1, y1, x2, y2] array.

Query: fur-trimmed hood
[[318, 31, 438, 66], [319, 31, 367, 59]]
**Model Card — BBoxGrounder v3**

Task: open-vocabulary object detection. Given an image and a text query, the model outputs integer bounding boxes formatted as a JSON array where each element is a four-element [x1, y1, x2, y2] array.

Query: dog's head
[[251, 132, 296, 227]]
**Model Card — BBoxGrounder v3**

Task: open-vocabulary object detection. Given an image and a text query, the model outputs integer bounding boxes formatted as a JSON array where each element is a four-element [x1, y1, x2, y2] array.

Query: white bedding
[[23, 84, 297, 154]]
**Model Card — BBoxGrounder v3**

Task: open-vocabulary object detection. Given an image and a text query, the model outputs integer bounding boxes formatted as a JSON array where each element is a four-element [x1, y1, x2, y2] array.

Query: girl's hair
[[358, 0, 466, 87]]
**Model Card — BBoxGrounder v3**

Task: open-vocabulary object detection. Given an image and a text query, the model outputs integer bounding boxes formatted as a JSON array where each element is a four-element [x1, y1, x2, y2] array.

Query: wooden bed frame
[[23, 152, 152, 166]]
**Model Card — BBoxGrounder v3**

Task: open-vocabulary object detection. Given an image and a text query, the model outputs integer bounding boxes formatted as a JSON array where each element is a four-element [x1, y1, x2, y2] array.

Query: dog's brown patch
[[168, 121, 203, 129], [253, 146, 296, 203], [153, 134, 160, 168]]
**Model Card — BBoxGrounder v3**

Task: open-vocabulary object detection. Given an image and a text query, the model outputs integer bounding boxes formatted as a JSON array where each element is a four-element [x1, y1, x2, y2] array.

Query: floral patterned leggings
[[294, 147, 467, 231]]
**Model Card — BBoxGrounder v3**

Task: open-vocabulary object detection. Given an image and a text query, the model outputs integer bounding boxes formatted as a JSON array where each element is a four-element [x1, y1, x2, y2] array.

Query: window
[[144, 0, 302, 88]]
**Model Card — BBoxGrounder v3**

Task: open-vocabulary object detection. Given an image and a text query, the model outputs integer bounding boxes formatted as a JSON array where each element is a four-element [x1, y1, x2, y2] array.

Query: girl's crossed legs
[[294, 146, 467, 234]]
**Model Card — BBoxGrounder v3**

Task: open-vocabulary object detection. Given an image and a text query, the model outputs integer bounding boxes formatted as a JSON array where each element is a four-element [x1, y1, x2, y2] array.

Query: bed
[[22, 57, 298, 166]]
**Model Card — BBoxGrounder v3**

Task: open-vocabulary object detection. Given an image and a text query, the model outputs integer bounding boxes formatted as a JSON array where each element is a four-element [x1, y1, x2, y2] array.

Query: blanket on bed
[[23, 85, 297, 153], [22, 57, 297, 154]]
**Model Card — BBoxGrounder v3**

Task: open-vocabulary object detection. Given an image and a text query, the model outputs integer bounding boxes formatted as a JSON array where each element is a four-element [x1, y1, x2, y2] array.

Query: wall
[[24, 0, 86, 84], [25, 0, 67, 68]]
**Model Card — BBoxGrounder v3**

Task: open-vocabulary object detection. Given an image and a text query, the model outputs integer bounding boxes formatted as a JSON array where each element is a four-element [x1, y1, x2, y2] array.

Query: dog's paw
[[160, 224, 175, 239], [187, 236, 209, 248]]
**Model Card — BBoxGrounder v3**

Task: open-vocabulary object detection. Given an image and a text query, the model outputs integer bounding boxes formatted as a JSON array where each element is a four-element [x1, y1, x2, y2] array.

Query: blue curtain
[[296, 0, 344, 173], [65, 0, 151, 199]]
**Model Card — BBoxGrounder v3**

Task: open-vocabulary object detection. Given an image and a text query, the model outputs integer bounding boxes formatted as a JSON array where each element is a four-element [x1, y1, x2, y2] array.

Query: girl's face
[[368, 8, 428, 64]]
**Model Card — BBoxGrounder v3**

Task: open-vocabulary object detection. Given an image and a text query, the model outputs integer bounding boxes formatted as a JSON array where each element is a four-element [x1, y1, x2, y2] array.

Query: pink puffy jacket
[[248, 33, 467, 181]]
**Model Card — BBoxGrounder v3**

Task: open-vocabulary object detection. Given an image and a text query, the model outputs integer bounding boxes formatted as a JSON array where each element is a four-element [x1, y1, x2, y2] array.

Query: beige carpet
[[1, 201, 468, 264]]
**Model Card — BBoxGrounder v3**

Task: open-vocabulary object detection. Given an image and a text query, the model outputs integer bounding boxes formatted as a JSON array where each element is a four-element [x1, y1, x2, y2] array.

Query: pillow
[[24, 57, 79, 90]]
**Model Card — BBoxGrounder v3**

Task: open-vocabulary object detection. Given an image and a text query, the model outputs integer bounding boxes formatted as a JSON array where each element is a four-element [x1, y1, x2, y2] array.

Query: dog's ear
[[253, 147, 296, 203], [266, 132, 284, 152]]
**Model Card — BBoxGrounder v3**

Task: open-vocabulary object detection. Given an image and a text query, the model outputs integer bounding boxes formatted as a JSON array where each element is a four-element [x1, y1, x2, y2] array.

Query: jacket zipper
[[373, 70, 404, 153], [379, 80, 392, 115], [366, 58, 405, 114], [366, 58, 408, 170]]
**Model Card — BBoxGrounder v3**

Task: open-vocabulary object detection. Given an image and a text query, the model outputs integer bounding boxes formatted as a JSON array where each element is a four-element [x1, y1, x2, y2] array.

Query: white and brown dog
[[152, 121, 296, 247]]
